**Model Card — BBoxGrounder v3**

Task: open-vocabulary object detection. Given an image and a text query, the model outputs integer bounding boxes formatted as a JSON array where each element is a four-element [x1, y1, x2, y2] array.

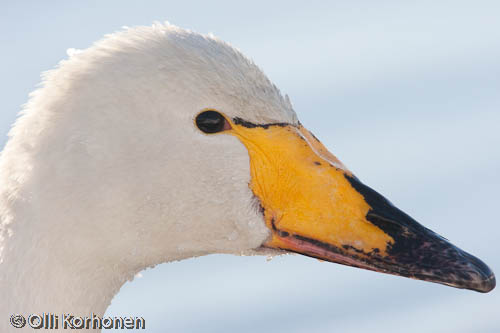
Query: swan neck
[[0, 217, 135, 331]]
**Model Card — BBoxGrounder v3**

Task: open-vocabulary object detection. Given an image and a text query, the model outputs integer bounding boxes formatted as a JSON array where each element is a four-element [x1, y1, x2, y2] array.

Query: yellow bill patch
[[227, 120, 394, 256]]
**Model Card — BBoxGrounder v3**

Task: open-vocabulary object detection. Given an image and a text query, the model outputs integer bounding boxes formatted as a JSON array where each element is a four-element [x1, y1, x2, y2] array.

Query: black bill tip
[[451, 251, 496, 293], [403, 239, 496, 293], [344, 174, 496, 293]]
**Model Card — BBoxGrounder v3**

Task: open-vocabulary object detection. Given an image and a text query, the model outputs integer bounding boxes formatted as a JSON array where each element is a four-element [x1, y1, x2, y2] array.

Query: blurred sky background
[[1, 1, 499, 332]]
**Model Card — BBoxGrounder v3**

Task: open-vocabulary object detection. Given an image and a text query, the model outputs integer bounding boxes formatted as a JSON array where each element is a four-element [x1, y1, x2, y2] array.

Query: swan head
[[0, 23, 494, 299]]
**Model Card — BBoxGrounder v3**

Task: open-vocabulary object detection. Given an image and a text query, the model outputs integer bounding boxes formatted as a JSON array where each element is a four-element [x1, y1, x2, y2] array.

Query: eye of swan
[[195, 110, 230, 134]]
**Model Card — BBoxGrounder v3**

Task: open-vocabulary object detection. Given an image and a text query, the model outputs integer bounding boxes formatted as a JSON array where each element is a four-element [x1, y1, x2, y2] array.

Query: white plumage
[[0, 23, 291, 330]]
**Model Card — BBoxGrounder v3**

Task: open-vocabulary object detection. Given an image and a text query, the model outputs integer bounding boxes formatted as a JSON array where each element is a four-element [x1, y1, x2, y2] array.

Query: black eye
[[195, 110, 228, 134]]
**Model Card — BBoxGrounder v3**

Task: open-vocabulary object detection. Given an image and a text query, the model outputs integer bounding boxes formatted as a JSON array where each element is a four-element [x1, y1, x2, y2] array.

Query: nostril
[[366, 211, 406, 234]]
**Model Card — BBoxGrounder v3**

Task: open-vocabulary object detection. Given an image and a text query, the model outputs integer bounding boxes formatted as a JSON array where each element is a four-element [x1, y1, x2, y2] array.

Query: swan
[[0, 23, 495, 331]]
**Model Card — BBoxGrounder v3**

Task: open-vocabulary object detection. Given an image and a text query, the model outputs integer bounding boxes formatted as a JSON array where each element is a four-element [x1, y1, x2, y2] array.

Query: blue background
[[2, 1, 499, 332]]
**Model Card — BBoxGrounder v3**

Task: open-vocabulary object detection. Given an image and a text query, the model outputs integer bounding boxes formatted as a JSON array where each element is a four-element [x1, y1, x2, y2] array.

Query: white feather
[[0, 23, 295, 330]]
